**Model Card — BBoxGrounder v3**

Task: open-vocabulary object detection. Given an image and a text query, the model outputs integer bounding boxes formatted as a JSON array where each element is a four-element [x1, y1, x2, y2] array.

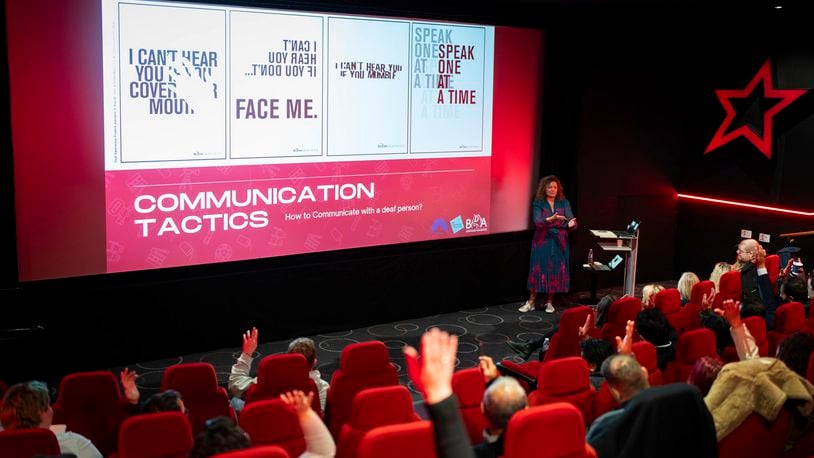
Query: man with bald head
[[476, 375, 529, 458], [736, 239, 777, 326], [586, 354, 649, 446]]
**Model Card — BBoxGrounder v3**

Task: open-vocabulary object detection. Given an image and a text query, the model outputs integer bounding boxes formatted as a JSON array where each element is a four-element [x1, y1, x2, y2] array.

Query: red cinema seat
[[592, 381, 619, 420], [655, 288, 685, 335], [765, 254, 781, 295], [357, 421, 437, 458], [664, 328, 718, 383], [631, 341, 662, 386], [213, 445, 290, 457], [718, 410, 790, 458], [336, 385, 418, 458], [715, 271, 741, 308], [0, 429, 61, 458], [161, 362, 236, 434], [325, 341, 399, 437], [743, 316, 769, 357], [768, 302, 806, 356], [244, 354, 320, 415], [544, 306, 595, 361], [52, 370, 133, 456], [528, 357, 595, 425], [117, 411, 193, 458], [451, 367, 489, 444], [503, 403, 596, 458], [600, 297, 642, 344], [684, 280, 715, 331], [239, 399, 305, 457]]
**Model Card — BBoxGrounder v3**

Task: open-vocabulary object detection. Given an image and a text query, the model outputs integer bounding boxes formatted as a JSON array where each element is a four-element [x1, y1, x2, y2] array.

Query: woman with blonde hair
[[641, 284, 664, 309], [709, 262, 732, 292], [677, 272, 700, 305]]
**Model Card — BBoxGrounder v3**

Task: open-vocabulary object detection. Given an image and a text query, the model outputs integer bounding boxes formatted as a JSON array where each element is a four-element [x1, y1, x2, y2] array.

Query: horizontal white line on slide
[[132, 169, 476, 188]]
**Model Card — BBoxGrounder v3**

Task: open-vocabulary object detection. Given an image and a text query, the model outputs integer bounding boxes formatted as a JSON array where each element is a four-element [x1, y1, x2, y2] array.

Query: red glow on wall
[[677, 193, 814, 217]]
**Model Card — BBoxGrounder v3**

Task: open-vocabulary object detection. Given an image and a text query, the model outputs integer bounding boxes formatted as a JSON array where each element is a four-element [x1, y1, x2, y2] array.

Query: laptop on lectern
[[612, 219, 640, 238]]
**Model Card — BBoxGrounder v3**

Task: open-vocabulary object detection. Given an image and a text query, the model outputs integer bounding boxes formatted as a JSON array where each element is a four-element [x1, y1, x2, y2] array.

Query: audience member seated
[[640, 284, 664, 309], [591, 383, 717, 458], [279, 390, 337, 458], [777, 332, 814, 378], [585, 354, 649, 447], [713, 298, 760, 361], [228, 328, 330, 412], [404, 328, 477, 458], [686, 356, 722, 396], [0, 381, 103, 458], [143, 389, 187, 414], [581, 338, 615, 391], [736, 240, 777, 325], [677, 272, 700, 305], [705, 357, 814, 441], [709, 261, 733, 292], [476, 376, 528, 458], [189, 416, 250, 458], [634, 308, 676, 371]]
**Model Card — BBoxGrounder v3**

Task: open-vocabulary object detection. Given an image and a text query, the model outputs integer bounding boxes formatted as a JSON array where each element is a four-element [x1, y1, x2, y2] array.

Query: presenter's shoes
[[507, 340, 534, 361], [518, 301, 535, 313], [544, 303, 556, 313]]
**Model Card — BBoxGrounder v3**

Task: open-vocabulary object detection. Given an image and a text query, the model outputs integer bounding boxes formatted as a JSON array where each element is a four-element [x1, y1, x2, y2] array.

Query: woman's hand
[[567, 218, 577, 228]]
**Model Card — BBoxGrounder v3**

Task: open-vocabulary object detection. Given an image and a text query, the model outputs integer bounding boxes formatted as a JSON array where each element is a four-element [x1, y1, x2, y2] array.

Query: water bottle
[[587, 249, 593, 264]]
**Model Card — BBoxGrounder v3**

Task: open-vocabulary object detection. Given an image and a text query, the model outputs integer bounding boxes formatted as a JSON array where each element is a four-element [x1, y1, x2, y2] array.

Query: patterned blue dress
[[527, 198, 576, 293]]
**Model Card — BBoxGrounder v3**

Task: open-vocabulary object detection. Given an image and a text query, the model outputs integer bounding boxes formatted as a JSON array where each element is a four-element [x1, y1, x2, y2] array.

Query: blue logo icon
[[430, 218, 450, 235], [450, 216, 464, 234]]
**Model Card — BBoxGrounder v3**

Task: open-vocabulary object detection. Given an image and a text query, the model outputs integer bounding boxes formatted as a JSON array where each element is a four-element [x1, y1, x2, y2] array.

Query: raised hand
[[615, 320, 635, 355], [403, 328, 458, 404], [578, 314, 592, 340], [280, 390, 314, 417], [120, 368, 140, 404], [701, 290, 716, 311], [242, 327, 258, 356], [478, 355, 498, 384], [714, 299, 742, 329]]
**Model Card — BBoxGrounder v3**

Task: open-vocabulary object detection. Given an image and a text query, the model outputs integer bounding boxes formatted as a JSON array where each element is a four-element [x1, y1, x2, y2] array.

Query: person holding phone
[[519, 175, 577, 313]]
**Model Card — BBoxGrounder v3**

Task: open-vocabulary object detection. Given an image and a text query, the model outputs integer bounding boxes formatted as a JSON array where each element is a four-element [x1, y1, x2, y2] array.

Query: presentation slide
[[7, 0, 543, 281]]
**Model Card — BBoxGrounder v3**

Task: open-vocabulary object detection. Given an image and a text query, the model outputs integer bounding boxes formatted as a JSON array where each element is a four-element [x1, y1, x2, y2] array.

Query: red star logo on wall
[[705, 59, 806, 159]]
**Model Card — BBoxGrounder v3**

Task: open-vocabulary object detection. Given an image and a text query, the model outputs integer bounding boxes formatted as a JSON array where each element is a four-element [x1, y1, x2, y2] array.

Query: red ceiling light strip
[[677, 193, 814, 217]]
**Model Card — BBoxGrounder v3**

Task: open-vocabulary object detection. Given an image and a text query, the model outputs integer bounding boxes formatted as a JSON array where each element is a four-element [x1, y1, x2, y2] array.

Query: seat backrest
[[504, 403, 593, 458], [601, 297, 642, 342], [631, 341, 661, 385], [0, 429, 61, 458], [676, 328, 717, 364], [531, 357, 595, 424], [162, 362, 235, 434], [118, 411, 193, 458], [773, 301, 806, 334], [357, 421, 437, 458], [451, 367, 489, 444], [52, 370, 128, 456], [239, 399, 305, 457], [717, 410, 790, 458], [325, 341, 399, 437], [337, 386, 417, 458], [213, 445, 290, 457], [593, 381, 619, 419], [742, 316, 769, 356], [690, 280, 715, 307], [718, 271, 742, 303], [655, 288, 682, 315], [545, 306, 594, 360], [245, 354, 320, 414]]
